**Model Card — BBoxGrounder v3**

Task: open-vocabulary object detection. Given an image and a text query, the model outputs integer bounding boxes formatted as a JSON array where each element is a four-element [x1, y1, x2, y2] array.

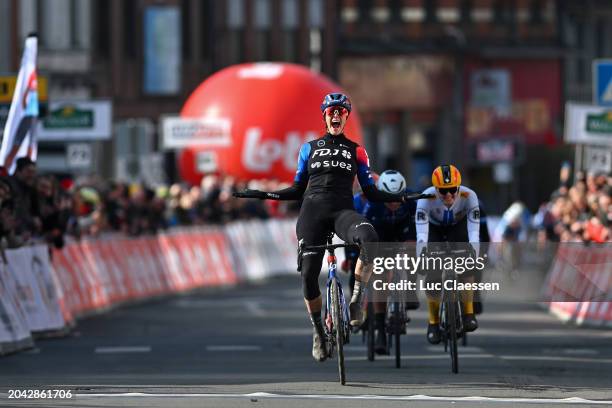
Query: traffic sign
[[584, 146, 611, 174], [0, 75, 48, 103], [66, 143, 92, 169], [0, 75, 48, 128], [593, 59, 612, 106]]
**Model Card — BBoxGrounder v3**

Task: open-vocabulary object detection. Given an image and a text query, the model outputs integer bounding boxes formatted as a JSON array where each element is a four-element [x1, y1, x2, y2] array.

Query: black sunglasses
[[437, 187, 458, 195]]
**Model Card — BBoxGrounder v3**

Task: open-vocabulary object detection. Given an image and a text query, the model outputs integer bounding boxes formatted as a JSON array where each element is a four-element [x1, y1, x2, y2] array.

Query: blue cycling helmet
[[320, 93, 352, 114]]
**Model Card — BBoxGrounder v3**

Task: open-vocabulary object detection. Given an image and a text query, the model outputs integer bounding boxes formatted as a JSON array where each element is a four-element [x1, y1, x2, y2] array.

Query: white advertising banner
[[565, 102, 612, 146], [6, 247, 52, 332], [37, 100, 112, 141], [31, 246, 67, 331], [161, 116, 232, 150], [0, 259, 33, 353]]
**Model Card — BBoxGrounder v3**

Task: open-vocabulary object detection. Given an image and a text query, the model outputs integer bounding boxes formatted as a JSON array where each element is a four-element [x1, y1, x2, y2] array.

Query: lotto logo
[[311, 162, 322, 169], [341, 150, 351, 159]]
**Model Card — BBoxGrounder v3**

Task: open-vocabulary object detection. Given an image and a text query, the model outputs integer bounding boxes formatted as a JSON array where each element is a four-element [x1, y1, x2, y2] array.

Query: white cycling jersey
[[415, 185, 480, 254]]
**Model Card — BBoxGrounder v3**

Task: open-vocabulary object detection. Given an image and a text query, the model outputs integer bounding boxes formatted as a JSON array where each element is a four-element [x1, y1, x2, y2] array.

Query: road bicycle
[[427, 244, 475, 374], [386, 268, 412, 369], [364, 267, 412, 368], [300, 234, 357, 385]]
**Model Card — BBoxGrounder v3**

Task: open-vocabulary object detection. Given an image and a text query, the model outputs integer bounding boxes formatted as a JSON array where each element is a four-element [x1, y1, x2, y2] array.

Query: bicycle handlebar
[[425, 247, 475, 257], [303, 243, 359, 251], [405, 192, 435, 201]]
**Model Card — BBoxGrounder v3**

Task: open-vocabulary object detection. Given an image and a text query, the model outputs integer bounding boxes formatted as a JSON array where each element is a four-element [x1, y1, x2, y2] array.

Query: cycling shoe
[[427, 323, 441, 345], [463, 314, 478, 332]]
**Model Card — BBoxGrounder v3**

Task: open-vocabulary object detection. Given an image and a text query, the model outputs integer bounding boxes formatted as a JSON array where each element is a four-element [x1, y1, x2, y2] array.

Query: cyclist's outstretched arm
[[233, 142, 310, 201]]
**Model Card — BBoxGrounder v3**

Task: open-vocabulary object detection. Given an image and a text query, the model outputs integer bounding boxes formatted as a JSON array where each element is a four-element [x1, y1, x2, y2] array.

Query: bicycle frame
[[324, 252, 350, 340], [439, 269, 464, 336]]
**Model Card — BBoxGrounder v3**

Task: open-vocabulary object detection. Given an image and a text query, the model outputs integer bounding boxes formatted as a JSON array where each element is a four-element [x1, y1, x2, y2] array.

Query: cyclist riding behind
[[360, 170, 420, 354], [234, 93, 407, 362], [416, 165, 480, 344]]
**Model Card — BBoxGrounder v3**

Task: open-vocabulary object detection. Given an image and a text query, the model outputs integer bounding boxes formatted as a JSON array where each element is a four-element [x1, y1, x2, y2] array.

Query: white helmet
[[377, 170, 406, 194]]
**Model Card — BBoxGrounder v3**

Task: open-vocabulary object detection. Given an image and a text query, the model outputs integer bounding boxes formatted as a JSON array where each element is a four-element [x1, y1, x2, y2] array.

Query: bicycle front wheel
[[446, 297, 459, 374], [331, 279, 346, 385], [390, 302, 402, 368]]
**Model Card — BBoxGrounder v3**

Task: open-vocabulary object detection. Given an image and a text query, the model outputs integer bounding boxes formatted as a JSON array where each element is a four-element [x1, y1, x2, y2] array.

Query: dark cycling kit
[[362, 199, 417, 242], [267, 132, 401, 300]]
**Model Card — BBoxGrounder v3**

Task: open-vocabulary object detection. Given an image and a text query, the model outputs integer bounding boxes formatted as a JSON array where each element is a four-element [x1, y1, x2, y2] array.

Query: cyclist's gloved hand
[[233, 189, 267, 199]]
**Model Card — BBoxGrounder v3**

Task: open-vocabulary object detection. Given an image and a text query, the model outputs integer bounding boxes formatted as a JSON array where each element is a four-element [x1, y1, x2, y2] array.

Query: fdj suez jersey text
[[372, 253, 487, 275]]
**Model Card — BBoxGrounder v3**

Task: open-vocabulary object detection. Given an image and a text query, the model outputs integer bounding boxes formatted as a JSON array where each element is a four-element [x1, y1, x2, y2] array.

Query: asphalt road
[[1, 274, 611, 408]]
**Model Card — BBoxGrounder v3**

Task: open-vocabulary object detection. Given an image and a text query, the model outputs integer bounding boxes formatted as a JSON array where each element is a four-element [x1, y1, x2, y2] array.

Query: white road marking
[[205, 345, 262, 352], [500, 355, 612, 364], [243, 300, 266, 317], [542, 348, 599, 356], [75, 392, 612, 405], [427, 346, 484, 353], [345, 353, 493, 361], [344, 345, 367, 352], [94, 346, 151, 354]]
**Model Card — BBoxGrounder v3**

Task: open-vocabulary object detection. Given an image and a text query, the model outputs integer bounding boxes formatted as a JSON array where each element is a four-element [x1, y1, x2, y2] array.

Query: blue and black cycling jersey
[[268, 133, 401, 206]]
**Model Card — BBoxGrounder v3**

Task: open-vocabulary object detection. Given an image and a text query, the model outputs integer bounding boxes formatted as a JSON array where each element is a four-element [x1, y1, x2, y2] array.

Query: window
[[74, 0, 92, 49], [254, 0, 271, 29], [19, 0, 37, 42], [281, 0, 298, 62], [41, 0, 71, 50], [282, 0, 298, 29], [0, 0, 10, 71], [143, 6, 182, 95], [227, 0, 245, 29], [309, 0, 323, 28]]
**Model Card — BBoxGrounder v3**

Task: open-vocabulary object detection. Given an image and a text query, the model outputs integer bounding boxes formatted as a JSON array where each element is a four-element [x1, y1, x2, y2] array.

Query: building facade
[[1, 0, 611, 210]]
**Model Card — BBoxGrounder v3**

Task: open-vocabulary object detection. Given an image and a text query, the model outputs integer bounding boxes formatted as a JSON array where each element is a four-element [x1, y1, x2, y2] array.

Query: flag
[[0, 34, 39, 174]]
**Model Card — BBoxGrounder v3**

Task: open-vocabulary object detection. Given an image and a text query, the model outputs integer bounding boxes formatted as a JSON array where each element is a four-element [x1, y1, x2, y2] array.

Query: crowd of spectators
[[533, 164, 611, 243], [0, 158, 298, 250]]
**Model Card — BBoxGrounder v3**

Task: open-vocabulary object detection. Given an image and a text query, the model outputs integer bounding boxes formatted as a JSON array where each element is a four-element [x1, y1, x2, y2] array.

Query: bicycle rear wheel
[[331, 279, 346, 385], [446, 296, 459, 374]]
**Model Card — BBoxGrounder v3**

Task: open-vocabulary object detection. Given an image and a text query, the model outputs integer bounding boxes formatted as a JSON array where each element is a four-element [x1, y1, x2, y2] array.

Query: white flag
[[0, 34, 39, 174]]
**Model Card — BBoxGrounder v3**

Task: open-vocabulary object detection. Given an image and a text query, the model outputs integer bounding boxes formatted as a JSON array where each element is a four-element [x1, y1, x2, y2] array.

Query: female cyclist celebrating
[[234, 93, 405, 362]]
